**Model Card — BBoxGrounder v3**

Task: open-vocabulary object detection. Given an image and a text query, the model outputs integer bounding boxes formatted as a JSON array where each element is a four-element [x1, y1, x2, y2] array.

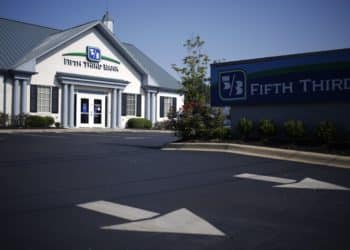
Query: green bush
[[212, 127, 231, 140], [259, 119, 277, 139], [25, 115, 54, 128], [236, 117, 253, 140], [175, 103, 224, 140], [284, 120, 305, 141], [55, 122, 61, 128], [127, 118, 152, 129], [316, 121, 336, 144]]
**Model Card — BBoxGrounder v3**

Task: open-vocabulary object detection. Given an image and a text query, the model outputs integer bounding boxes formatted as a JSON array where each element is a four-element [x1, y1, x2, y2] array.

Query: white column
[[69, 84, 75, 128], [146, 91, 151, 120], [62, 84, 68, 128], [111, 88, 117, 128], [13, 79, 20, 115], [117, 89, 122, 128], [21, 80, 28, 114], [151, 92, 156, 124]]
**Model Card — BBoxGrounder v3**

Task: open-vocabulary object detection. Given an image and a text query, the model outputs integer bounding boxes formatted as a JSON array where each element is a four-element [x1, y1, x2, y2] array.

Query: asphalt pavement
[[0, 132, 349, 250]]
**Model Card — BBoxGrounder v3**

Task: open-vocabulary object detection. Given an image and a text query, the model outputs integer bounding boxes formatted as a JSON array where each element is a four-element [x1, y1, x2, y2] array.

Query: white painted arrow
[[275, 178, 350, 191], [102, 208, 226, 236], [234, 173, 296, 184], [77, 201, 226, 236], [77, 200, 159, 221], [234, 173, 349, 191]]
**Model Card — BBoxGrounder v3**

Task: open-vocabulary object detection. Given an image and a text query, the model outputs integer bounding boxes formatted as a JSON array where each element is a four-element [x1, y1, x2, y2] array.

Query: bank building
[[0, 13, 183, 128]]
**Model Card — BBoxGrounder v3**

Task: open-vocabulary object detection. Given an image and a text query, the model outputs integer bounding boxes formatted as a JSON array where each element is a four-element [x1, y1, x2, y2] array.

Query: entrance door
[[76, 93, 106, 128]]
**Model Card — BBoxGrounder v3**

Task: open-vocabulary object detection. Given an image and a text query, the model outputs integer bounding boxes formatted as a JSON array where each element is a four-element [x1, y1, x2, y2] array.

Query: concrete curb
[[0, 128, 174, 134], [163, 142, 350, 169]]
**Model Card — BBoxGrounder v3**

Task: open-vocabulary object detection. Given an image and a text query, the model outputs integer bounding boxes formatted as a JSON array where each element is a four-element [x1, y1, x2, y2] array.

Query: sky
[[1, 0, 350, 79]]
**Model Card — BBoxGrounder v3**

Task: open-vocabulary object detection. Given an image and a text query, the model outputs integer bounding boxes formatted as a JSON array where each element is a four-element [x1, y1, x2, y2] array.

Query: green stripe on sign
[[248, 61, 350, 79], [62, 52, 120, 64], [101, 56, 120, 64], [62, 52, 86, 57]]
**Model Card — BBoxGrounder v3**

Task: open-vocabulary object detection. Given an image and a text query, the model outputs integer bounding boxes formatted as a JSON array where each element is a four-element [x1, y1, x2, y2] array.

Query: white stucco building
[[0, 13, 183, 128]]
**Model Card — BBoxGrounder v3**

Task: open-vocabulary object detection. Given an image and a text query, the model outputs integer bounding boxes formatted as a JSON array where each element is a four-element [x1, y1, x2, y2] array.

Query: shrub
[[55, 122, 61, 128], [316, 121, 336, 144], [212, 127, 231, 140], [154, 120, 175, 130], [44, 116, 55, 127], [236, 117, 253, 140], [127, 118, 152, 129], [175, 103, 224, 140], [259, 119, 277, 139], [25, 115, 54, 128], [0, 113, 9, 128], [284, 120, 305, 142]]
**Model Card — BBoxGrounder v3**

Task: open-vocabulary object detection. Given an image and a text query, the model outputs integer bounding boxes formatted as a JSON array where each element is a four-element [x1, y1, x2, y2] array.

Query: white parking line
[[77, 200, 159, 221]]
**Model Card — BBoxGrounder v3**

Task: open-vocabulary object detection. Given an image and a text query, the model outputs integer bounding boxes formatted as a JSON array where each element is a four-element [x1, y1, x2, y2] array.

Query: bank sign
[[62, 46, 120, 72], [211, 49, 350, 106]]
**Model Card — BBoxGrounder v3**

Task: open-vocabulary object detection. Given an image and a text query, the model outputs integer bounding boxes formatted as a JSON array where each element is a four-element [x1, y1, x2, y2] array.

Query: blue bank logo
[[87, 46, 101, 62], [219, 70, 247, 101]]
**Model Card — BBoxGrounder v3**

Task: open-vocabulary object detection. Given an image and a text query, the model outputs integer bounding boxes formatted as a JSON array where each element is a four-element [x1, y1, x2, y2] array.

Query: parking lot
[[1, 132, 349, 250]]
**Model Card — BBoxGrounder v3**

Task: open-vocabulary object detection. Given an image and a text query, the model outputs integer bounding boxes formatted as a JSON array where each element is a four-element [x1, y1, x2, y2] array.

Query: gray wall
[[230, 102, 350, 131]]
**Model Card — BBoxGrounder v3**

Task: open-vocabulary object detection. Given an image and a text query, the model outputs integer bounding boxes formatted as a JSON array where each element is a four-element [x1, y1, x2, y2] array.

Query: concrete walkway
[[163, 142, 350, 169]]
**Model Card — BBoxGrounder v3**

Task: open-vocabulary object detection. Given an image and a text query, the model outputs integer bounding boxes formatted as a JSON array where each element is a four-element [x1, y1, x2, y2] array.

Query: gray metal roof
[[13, 20, 99, 69], [0, 18, 59, 69], [123, 43, 181, 90], [0, 17, 181, 90]]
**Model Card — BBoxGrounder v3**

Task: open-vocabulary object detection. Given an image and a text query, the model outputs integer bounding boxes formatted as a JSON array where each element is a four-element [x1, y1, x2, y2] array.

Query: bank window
[[163, 97, 173, 117], [37, 86, 51, 112], [126, 94, 136, 116]]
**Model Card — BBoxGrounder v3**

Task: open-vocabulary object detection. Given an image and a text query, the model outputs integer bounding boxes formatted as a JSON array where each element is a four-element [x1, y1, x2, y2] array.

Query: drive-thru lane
[[1, 132, 349, 250]]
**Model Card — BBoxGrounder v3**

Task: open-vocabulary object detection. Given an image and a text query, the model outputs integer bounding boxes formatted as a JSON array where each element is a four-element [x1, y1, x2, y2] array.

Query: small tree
[[316, 121, 336, 144], [172, 35, 210, 105], [284, 120, 305, 143], [259, 119, 277, 142], [172, 36, 224, 140], [237, 117, 253, 140]]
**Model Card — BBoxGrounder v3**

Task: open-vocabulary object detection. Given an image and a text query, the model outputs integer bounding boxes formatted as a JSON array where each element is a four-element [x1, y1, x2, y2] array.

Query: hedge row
[[0, 113, 56, 128], [126, 118, 152, 129], [235, 117, 342, 145]]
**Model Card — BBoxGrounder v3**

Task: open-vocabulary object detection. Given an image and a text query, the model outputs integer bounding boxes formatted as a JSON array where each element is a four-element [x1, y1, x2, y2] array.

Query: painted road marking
[[77, 200, 159, 221], [275, 178, 350, 191], [234, 173, 296, 184], [102, 208, 226, 236], [234, 173, 349, 191]]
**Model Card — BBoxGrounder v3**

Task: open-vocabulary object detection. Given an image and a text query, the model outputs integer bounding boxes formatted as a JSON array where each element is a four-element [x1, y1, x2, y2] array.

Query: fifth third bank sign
[[211, 49, 350, 106]]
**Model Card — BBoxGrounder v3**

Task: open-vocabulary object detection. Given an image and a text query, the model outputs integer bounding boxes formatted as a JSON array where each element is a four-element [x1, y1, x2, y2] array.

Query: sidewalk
[[163, 142, 350, 169], [0, 128, 174, 134]]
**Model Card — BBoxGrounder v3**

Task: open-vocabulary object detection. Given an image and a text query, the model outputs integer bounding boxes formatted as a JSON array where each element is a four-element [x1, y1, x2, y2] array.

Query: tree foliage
[[172, 35, 210, 105], [172, 36, 225, 140]]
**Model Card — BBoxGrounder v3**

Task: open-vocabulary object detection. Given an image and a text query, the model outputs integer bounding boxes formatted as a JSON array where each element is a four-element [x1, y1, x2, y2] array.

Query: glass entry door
[[76, 93, 106, 128]]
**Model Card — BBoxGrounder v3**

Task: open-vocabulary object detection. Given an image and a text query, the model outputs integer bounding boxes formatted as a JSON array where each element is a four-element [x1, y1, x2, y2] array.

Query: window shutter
[[136, 94, 141, 117], [30, 85, 37, 112], [122, 93, 127, 116], [172, 97, 177, 111], [160, 96, 165, 118], [51, 87, 59, 113]]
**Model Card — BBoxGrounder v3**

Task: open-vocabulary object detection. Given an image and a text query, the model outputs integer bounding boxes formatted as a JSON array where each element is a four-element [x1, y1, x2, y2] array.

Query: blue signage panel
[[87, 46, 101, 62], [211, 49, 350, 106]]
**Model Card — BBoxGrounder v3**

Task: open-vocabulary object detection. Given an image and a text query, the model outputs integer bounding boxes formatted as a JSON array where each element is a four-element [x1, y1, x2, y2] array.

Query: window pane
[[37, 86, 51, 112], [163, 97, 173, 117], [126, 94, 136, 116]]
